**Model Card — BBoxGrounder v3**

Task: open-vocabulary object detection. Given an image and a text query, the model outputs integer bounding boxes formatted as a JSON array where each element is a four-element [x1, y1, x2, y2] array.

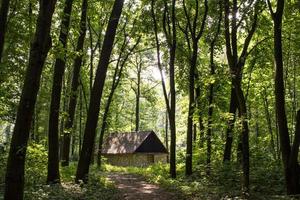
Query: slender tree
[[133, 55, 142, 132], [160, 0, 177, 179], [267, 0, 300, 194], [223, 0, 259, 193], [179, 0, 208, 176], [75, 0, 125, 183], [61, 0, 88, 167], [47, 0, 74, 184], [206, 0, 222, 175], [151, 0, 171, 164], [4, 0, 57, 198]]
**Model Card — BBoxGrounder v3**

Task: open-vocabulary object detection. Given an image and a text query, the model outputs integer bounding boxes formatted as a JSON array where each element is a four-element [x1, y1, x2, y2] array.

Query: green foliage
[[23, 163, 119, 200], [25, 143, 48, 186]]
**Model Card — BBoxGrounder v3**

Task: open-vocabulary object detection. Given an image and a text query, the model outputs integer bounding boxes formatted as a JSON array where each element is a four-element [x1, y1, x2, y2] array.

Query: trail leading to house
[[107, 172, 179, 200]]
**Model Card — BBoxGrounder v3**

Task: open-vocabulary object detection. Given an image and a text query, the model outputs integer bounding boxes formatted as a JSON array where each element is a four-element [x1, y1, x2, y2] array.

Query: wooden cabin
[[101, 131, 168, 167]]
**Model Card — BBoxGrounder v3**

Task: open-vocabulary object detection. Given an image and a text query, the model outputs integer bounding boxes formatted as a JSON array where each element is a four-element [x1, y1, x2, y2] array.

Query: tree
[[0, 0, 10, 62], [161, 0, 177, 179], [223, 0, 259, 193], [267, 0, 300, 194], [47, 0, 74, 184], [4, 0, 57, 198], [61, 0, 88, 167], [151, 0, 171, 162], [206, 0, 222, 175], [179, 0, 208, 176], [75, 0, 125, 183]]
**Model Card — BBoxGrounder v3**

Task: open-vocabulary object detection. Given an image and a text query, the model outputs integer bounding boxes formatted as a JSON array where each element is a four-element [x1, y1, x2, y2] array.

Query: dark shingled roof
[[101, 131, 168, 154]]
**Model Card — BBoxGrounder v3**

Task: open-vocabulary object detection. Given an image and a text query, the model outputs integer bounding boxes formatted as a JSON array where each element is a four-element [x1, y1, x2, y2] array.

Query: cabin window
[[147, 154, 154, 163]]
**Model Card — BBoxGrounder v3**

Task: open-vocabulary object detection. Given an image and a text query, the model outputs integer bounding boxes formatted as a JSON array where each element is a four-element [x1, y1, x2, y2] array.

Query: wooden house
[[101, 131, 168, 167]]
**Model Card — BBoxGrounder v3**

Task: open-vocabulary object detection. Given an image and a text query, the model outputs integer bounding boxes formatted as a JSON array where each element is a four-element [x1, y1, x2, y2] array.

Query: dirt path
[[107, 173, 179, 200]]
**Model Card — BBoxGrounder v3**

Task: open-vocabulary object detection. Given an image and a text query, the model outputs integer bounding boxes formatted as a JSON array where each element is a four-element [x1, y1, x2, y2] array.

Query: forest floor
[[106, 172, 181, 200]]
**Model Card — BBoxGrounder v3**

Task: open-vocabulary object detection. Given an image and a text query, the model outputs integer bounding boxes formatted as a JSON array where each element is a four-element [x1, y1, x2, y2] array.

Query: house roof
[[101, 130, 168, 154]]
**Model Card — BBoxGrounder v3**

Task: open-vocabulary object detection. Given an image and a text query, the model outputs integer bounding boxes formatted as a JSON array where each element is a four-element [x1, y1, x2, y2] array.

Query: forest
[[0, 0, 300, 199]]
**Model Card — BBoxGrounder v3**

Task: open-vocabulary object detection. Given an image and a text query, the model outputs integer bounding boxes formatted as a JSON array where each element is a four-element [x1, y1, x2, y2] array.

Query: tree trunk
[[47, 0, 73, 184], [0, 0, 10, 62], [4, 0, 57, 199], [287, 110, 300, 194], [207, 47, 215, 175], [185, 43, 197, 176], [268, 0, 300, 194], [195, 85, 205, 148], [61, 0, 87, 167], [263, 88, 276, 158], [97, 87, 116, 167], [165, 110, 169, 162], [135, 65, 141, 132], [151, 0, 171, 166], [224, 0, 258, 193], [182, 0, 208, 176], [207, 6, 221, 173], [234, 82, 250, 193], [161, 0, 177, 178], [223, 87, 238, 162], [75, 0, 124, 183]]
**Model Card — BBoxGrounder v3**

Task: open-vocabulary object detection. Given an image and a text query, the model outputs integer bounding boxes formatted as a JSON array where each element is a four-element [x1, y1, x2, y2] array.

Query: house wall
[[154, 154, 167, 163], [103, 153, 167, 167]]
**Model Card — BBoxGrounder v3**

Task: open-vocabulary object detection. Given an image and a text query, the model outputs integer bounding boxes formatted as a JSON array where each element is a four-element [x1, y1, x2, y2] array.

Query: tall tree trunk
[[224, 0, 258, 193], [234, 82, 250, 192], [75, 0, 124, 183], [151, 0, 171, 165], [206, 2, 222, 175], [61, 0, 87, 167], [79, 87, 83, 152], [185, 44, 197, 176], [223, 87, 238, 161], [4, 0, 57, 199], [47, 0, 73, 184], [206, 48, 215, 175], [161, 0, 177, 178], [195, 84, 205, 148], [263, 88, 276, 159], [0, 0, 10, 62], [168, 0, 177, 178], [165, 110, 169, 162], [267, 0, 300, 194], [60, 75, 68, 160], [135, 65, 141, 132], [181, 0, 208, 176]]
